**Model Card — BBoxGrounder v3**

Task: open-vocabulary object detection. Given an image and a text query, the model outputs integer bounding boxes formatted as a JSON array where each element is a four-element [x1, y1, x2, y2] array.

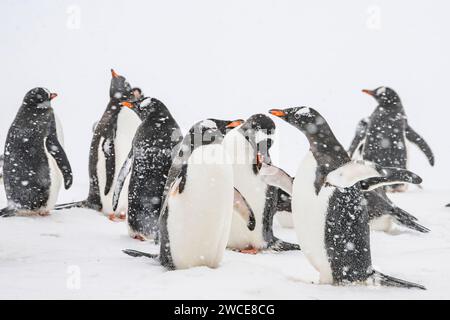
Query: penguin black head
[[269, 107, 325, 134], [109, 69, 133, 101], [23, 87, 57, 108], [362, 86, 401, 106]]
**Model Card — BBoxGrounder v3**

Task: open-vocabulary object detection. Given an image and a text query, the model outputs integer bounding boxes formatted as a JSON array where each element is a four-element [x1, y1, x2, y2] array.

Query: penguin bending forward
[[1, 88, 73, 217], [349, 87, 434, 192], [224, 114, 300, 254], [123, 119, 255, 270], [266, 106, 425, 289], [112, 97, 183, 241], [55, 69, 140, 217]]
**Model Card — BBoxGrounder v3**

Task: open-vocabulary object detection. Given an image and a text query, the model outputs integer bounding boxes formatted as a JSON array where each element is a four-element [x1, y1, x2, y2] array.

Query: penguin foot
[[107, 213, 124, 222], [118, 212, 126, 221], [38, 211, 50, 217], [240, 248, 259, 255]]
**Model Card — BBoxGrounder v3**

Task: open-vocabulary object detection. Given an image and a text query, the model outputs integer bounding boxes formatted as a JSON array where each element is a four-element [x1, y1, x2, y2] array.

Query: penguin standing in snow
[[349, 87, 434, 192], [224, 114, 300, 254], [112, 97, 183, 241], [266, 106, 425, 289], [123, 119, 255, 270], [55, 69, 141, 218], [1, 88, 72, 217]]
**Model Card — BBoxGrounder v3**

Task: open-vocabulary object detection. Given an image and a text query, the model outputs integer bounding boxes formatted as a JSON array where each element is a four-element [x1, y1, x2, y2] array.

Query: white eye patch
[[140, 98, 152, 108], [200, 119, 217, 129]]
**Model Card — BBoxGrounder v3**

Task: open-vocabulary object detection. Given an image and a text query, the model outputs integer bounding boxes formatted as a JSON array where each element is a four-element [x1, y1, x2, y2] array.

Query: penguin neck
[[304, 124, 350, 171]]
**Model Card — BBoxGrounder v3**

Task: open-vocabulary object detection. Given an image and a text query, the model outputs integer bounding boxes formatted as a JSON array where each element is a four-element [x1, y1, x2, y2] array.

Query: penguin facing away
[[123, 119, 255, 270], [54, 69, 141, 217], [224, 114, 300, 254], [1, 88, 73, 217], [349, 87, 434, 192], [267, 106, 425, 289], [112, 97, 183, 241]]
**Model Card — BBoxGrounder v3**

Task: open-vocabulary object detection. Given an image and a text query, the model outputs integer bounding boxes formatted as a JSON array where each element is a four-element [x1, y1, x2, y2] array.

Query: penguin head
[[109, 69, 133, 101], [239, 114, 276, 173], [269, 107, 326, 135], [120, 97, 171, 121], [23, 87, 57, 109], [208, 119, 244, 136], [362, 86, 401, 106]]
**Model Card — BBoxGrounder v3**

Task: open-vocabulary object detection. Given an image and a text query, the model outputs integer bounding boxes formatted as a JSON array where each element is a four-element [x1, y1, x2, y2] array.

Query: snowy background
[[1, 0, 449, 299]]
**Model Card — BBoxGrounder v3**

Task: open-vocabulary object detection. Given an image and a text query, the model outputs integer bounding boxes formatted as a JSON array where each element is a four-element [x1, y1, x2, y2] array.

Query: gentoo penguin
[[0, 88, 73, 217], [55, 69, 141, 218], [123, 119, 255, 270], [267, 106, 425, 289], [223, 114, 300, 254], [349, 87, 434, 192], [112, 97, 183, 241]]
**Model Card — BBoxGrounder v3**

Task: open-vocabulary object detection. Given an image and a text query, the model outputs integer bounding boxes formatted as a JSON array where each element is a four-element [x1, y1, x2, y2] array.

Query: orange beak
[[120, 101, 133, 109], [362, 89, 375, 96], [111, 69, 119, 78], [50, 93, 58, 100], [269, 109, 286, 117], [256, 152, 264, 169], [226, 119, 244, 128]]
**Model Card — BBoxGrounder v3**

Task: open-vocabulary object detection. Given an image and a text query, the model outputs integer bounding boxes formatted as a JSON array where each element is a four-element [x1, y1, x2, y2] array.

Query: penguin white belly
[[223, 130, 266, 250], [370, 215, 394, 232], [43, 138, 62, 212], [292, 152, 334, 284], [167, 145, 234, 269], [54, 114, 64, 146], [97, 109, 140, 214]]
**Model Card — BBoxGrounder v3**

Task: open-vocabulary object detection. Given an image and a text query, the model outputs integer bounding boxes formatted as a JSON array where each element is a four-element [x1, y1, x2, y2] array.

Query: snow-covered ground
[[0, 185, 449, 299]]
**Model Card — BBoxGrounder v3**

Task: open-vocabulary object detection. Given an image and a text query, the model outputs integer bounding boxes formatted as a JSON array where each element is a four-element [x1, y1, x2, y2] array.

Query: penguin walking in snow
[[1, 88, 73, 217], [349, 87, 434, 192], [112, 97, 183, 241], [55, 69, 141, 218], [223, 114, 300, 254], [266, 106, 425, 289], [123, 119, 255, 270]]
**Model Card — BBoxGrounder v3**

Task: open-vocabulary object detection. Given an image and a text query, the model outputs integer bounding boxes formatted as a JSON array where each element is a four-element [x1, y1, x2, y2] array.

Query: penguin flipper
[[234, 188, 256, 231], [372, 270, 426, 290], [102, 137, 116, 196], [268, 238, 301, 251], [359, 166, 422, 191], [53, 200, 89, 211], [348, 118, 368, 157], [46, 122, 73, 189], [122, 249, 158, 260], [0, 207, 16, 217], [112, 150, 133, 211], [258, 163, 293, 195], [405, 125, 435, 166]]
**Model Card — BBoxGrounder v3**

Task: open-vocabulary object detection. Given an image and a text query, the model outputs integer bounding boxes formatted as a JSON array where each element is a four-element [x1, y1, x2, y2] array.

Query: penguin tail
[[391, 207, 430, 233], [446, 203, 450, 208], [0, 207, 16, 218], [122, 249, 158, 260], [53, 200, 88, 211], [372, 270, 426, 290], [269, 238, 301, 252]]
